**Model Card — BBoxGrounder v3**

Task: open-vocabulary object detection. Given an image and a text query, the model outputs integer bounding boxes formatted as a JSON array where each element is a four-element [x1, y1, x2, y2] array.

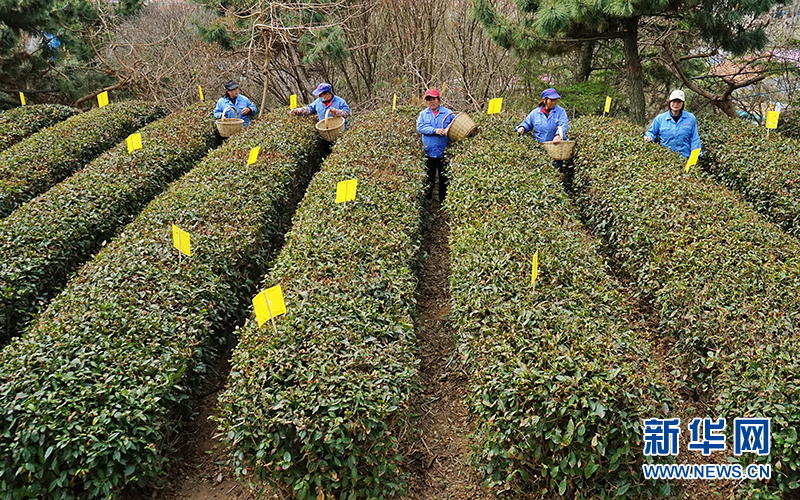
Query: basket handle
[[324, 108, 332, 120], [442, 112, 457, 138], [222, 106, 239, 120]]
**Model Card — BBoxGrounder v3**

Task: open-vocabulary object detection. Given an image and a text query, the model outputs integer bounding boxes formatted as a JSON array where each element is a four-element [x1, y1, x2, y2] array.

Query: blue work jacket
[[416, 106, 455, 158], [214, 94, 257, 127], [516, 105, 569, 143], [644, 110, 702, 158], [307, 95, 351, 130]]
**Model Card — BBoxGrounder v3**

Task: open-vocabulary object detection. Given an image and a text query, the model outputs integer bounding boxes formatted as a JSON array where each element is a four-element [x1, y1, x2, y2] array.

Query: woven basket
[[316, 109, 345, 142], [542, 140, 576, 160], [444, 112, 478, 141], [215, 106, 244, 138]]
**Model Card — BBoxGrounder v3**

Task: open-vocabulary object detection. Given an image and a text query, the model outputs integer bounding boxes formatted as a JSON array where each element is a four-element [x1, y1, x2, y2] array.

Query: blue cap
[[542, 88, 561, 99], [312, 83, 333, 96]]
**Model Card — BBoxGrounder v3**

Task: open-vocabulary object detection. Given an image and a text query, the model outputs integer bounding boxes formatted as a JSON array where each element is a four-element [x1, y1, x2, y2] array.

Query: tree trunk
[[577, 40, 595, 83], [259, 31, 270, 119], [622, 17, 645, 125], [712, 97, 737, 117]]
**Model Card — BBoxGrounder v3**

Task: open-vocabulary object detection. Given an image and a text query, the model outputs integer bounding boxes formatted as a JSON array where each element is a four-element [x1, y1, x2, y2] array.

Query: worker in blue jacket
[[516, 88, 571, 172], [416, 88, 455, 201], [644, 89, 702, 158], [289, 82, 351, 130], [214, 80, 257, 127]]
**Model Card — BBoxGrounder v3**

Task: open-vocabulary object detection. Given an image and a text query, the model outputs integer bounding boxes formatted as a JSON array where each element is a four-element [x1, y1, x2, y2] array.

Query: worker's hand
[[435, 128, 446, 136], [330, 108, 340, 117], [644, 135, 652, 142], [242, 107, 251, 115], [516, 127, 525, 134], [553, 135, 562, 144], [289, 108, 299, 116]]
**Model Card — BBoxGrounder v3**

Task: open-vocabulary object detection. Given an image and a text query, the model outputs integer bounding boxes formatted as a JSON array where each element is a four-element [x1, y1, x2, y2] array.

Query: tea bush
[[0, 101, 166, 218], [445, 114, 671, 499], [571, 116, 800, 498], [0, 102, 219, 342], [216, 107, 426, 500], [0, 110, 320, 499], [700, 114, 800, 238], [0, 104, 80, 152]]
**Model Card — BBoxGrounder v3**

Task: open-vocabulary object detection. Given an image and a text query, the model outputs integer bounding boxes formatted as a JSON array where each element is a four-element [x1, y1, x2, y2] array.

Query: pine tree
[[472, 0, 786, 125]]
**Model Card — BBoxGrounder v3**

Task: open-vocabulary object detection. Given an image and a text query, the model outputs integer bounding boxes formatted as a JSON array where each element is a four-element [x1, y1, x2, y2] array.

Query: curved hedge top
[[217, 107, 425, 500], [0, 101, 166, 218], [445, 114, 670, 499], [0, 104, 80, 153], [701, 114, 800, 238], [0, 101, 218, 343], [571, 116, 800, 497], [0, 110, 318, 500]]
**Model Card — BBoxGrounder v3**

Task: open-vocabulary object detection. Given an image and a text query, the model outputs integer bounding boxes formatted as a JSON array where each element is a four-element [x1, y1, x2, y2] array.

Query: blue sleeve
[[690, 116, 702, 156], [337, 97, 350, 116], [516, 110, 536, 133], [243, 96, 257, 116], [443, 111, 456, 128], [213, 98, 224, 119], [417, 111, 435, 135], [645, 115, 660, 140], [556, 107, 568, 138]]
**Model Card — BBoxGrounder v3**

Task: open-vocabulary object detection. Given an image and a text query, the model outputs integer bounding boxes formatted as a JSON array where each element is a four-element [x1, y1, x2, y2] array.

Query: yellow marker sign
[[19, 92, 25, 106], [685, 148, 701, 173], [393, 94, 397, 110], [172, 224, 191, 257], [97, 91, 109, 108], [487, 98, 503, 115], [766, 110, 780, 129], [335, 179, 358, 203], [127, 133, 142, 153], [290, 94, 297, 109], [531, 249, 539, 285], [604, 96, 612, 113], [252, 285, 287, 326], [198, 85, 205, 101], [247, 146, 260, 165]]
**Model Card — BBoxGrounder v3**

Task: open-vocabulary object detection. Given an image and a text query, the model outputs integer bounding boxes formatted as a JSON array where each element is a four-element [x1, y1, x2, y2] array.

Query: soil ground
[[398, 198, 497, 500]]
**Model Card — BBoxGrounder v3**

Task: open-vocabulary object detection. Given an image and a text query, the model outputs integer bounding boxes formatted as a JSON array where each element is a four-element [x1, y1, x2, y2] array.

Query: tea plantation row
[[0, 102, 166, 218], [217, 107, 426, 500], [0, 111, 321, 499], [0, 102, 219, 342], [0, 104, 80, 153], [571, 116, 800, 499], [445, 114, 671, 499]]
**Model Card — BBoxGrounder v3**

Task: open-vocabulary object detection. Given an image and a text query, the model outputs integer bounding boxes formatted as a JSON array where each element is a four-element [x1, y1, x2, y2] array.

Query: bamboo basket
[[316, 109, 345, 142], [444, 112, 478, 141], [542, 140, 576, 160], [215, 106, 244, 138]]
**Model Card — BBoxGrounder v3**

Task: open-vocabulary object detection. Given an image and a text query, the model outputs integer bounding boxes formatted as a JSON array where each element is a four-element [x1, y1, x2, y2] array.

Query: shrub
[[0, 102, 219, 343], [0, 104, 80, 153], [0, 110, 321, 499], [571, 116, 800, 498], [0, 101, 166, 218], [445, 114, 671, 499], [700, 114, 800, 238], [216, 107, 426, 500]]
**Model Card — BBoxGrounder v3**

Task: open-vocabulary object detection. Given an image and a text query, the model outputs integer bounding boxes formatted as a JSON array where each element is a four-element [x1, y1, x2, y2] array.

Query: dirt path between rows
[[399, 199, 497, 500]]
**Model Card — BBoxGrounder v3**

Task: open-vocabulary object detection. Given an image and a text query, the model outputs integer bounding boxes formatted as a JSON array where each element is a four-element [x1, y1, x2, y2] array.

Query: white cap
[[669, 89, 685, 102]]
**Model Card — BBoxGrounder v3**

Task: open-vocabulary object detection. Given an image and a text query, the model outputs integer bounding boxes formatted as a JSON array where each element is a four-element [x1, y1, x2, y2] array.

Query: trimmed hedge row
[[0, 104, 80, 153], [571, 116, 800, 498], [700, 114, 800, 238], [445, 114, 671, 499], [0, 101, 166, 218], [0, 101, 219, 342], [216, 107, 426, 500], [0, 111, 321, 499]]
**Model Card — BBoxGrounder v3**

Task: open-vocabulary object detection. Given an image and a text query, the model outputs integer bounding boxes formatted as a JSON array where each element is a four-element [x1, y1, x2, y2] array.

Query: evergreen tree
[[472, 0, 786, 125]]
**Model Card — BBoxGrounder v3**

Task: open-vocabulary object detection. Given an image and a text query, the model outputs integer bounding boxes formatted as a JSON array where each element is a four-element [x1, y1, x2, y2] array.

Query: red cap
[[424, 89, 440, 99]]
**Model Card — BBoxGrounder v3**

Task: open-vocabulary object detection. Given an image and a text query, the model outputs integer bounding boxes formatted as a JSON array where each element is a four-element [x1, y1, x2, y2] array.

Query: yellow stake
[[198, 85, 205, 101], [19, 92, 25, 106]]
